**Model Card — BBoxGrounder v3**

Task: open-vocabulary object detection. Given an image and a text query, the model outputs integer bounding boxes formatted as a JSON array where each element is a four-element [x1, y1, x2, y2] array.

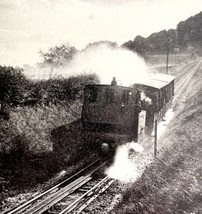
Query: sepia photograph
[[0, 0, 202, 213]]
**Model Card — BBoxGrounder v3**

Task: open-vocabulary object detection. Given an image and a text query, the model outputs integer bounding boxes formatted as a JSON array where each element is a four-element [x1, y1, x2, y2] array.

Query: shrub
[[0, 71, 99, 154], [0, 65, 99, 107], [0, 66, 29, 106], [27, 73, 99, 105]]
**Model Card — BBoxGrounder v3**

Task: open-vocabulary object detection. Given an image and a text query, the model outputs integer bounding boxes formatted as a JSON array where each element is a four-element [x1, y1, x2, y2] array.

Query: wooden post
[[166, 43, 169, 74], [166, 36, 170, 74], [154, 119, 157, 158]]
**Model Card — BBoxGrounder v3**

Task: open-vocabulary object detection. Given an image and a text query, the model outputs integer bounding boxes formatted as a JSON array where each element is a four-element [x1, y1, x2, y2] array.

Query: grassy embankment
[[0, 74, 99, 209]]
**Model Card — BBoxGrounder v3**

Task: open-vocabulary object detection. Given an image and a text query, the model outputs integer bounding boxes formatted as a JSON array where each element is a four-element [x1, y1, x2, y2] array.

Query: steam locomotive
[[81, 74, 175, 154]]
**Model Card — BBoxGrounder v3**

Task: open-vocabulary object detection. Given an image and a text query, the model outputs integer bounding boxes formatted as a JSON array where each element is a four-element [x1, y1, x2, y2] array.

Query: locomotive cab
[[81, 81, 141, 154]]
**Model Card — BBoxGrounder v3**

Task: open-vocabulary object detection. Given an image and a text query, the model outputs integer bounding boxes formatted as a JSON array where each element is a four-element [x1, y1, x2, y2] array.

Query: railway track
[[54, 176, 114, 214], [173, 58, 202, 103], [4, 159, 113, 214]]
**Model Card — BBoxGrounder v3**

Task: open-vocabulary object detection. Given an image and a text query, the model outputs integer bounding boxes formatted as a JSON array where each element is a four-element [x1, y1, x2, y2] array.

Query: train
[[81, 73, 175, 154]]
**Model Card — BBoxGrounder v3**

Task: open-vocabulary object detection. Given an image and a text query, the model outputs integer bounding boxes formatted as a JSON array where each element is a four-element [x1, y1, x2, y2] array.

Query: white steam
[[105, 142, 144, 182], [26, 43, 149, 85], [140, 91, 152, 105], [128, 141, 144, 152], [67, 44, 149, 86]]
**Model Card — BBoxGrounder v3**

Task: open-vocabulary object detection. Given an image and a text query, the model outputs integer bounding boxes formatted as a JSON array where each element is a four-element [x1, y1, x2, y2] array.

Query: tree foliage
[[40, 43, 77, 66], [39, 43, 78, 78], [0, 66, 28, 106], [177, 12, 202, 48], [30, 73, 99, 105], [123, 11, 202, 55], [0, 65, 99, 108], [84, 41, 118, 50], [122, 30, 178, 56]]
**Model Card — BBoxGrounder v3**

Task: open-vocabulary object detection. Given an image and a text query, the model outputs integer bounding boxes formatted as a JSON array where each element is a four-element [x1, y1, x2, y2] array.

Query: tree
[[84, 41, 118, 50], [39, 43, 78, 78]]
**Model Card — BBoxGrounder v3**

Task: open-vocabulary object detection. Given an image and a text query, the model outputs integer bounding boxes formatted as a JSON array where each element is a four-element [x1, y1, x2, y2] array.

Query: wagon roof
[[150, 73, 176, 83], [134, 79, 169, 89], [134, 73, 175, 89]]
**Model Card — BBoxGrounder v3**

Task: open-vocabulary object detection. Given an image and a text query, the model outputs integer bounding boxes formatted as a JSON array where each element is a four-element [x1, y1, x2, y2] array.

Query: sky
[[0, 0, 202, 66]]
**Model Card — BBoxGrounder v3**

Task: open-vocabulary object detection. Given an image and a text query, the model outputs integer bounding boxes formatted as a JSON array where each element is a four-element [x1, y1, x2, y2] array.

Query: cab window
[[105, 88, 115, 103], [122, 90, 130, 104]]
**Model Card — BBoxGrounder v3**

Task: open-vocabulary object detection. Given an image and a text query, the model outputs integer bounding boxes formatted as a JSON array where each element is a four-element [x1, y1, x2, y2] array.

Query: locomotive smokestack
[[111, 77, 117, 86]]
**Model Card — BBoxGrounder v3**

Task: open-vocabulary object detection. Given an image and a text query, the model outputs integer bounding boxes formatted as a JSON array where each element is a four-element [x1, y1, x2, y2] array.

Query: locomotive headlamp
[[101, 143, 110, 153]]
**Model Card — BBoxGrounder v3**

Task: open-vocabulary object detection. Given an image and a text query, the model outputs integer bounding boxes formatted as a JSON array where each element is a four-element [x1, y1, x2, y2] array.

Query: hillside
[[123, 11, 202, 56]]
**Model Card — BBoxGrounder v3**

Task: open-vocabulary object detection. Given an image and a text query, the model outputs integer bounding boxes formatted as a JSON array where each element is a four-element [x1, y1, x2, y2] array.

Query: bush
[[0, 66, 29, 106], [27, 73, 99, 105], [0, 65, 99, 107], [0, 71, 99, 154]]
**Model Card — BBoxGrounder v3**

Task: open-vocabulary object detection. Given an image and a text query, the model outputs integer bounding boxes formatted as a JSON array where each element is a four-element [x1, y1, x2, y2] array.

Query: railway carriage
[[133, 74, 175, 132], [81, 74, 175, 154]]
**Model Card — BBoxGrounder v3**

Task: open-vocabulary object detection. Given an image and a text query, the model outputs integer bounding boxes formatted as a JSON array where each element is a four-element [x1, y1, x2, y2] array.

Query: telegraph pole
[[154, 119, 157, 158], [166, 37, 170, 74]]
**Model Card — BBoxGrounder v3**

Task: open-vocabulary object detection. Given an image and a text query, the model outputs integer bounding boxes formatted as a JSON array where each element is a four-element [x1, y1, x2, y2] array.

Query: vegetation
[[24, 73, 99, 105], [123, 29, 177, 55], [39, 43, 78, 78], [0, 66, 28, 107], [122, 11, 202, 56], [0, 66, 99, 107], [0, 64, 99, 202], [0, 66, 99, 156], [84, 41, 118, 50], [177, 12, 202, 49]]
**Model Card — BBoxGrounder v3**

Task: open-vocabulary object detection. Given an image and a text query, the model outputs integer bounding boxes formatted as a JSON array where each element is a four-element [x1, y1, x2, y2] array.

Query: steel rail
[[21, 161, 107, 214], [5, 159, 100, 214], [23, 175, 93, 214], [75, 179, 115, 214], [59, 176, 113, 214], [173, 58, 202, 102]]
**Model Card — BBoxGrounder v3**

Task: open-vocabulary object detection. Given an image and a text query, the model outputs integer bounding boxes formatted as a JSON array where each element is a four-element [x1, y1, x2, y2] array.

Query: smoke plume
[[26, 43, 150, 85], [67, 43, 149, 86]]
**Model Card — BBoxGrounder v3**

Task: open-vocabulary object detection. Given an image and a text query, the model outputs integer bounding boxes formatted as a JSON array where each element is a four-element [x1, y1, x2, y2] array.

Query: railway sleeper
[[78, 187, 91, 192]]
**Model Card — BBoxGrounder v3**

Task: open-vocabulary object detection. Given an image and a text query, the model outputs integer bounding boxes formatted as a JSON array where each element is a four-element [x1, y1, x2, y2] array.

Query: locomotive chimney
[[111, 77, 117, 86]]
